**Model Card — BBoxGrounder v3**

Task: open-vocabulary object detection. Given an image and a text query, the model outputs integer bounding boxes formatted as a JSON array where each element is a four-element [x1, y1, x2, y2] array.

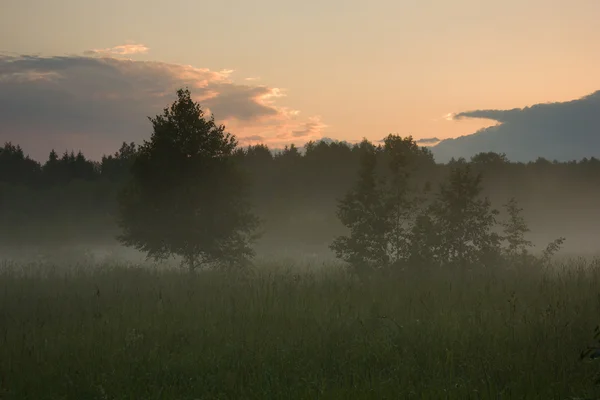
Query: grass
[[1, 258, 600, 399]]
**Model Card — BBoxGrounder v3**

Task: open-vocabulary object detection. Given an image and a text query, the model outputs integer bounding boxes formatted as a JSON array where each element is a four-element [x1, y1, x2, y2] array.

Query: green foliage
[[117, 88, 260, 271], [381, 135, 431, 267], [331, 136, 437, 273], [330, 140, 389, 274], [501, 197, 533, 259], [417, 164, 502, 268], [334, 152, 566, 273], [497, 197, 567, 268]]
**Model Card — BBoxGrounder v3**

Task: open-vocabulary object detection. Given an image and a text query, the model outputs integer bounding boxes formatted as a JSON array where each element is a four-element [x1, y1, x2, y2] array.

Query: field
[[2, 256, 600, 399]]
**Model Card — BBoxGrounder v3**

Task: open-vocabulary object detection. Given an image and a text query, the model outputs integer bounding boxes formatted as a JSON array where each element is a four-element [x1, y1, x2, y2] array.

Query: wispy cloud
[[84, 43, 150, 57], [0, 53, 327, 161], [239, 135, 265, 142], [432, 91, 600, 162], [230, 114, 328, 150], [416, 137, 440, 145], [443, 112, 456, 121], [291, 117, 328, 138]]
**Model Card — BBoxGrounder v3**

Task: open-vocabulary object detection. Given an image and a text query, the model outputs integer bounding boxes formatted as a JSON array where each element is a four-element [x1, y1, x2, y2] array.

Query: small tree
[[332, 136, 433, 274], [415, 164, 501, 268], [117, 88, 260, 271], [330, 140, 389, 274], [501, 198, 533, 259], [381, 135, 430, 267], [540, 237, 566, 264], [500, 197, 565, 267]]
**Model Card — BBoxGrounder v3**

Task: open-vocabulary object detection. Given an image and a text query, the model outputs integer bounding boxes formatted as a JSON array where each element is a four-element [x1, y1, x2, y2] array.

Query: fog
[[2, 140, 600, 264]]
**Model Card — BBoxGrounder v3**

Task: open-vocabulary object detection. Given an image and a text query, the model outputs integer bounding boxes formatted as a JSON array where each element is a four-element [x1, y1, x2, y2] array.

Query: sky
[[2, 0, 600, 161]]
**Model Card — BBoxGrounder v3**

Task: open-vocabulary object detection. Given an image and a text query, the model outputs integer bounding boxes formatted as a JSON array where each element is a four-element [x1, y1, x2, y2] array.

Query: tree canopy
[[116, 88, 260, 270]]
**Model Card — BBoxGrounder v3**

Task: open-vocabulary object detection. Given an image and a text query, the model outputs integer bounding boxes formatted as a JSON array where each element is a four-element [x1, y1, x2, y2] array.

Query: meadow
[[2, 255, 600, 399]]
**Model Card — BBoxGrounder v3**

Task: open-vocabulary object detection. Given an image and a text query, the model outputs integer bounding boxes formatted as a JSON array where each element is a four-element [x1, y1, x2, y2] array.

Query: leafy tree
[[330, 140, 389, 274], [416, 164, 501, 268], [381, 135, 430, 267], [117, 88, 260, 271], [500, 197, 565, 267], [501, 197, 533, 259]]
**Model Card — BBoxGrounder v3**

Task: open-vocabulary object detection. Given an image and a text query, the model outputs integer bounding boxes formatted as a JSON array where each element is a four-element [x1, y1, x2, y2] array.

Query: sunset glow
[[1, 0, 599, 161]]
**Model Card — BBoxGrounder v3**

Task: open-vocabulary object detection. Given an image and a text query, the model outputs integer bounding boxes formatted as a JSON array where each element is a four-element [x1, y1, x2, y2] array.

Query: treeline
[[1, 115, 600, 255]]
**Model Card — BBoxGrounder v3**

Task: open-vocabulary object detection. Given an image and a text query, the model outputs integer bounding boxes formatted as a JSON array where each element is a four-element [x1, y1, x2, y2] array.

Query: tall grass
[[1, 258, 600, 399]]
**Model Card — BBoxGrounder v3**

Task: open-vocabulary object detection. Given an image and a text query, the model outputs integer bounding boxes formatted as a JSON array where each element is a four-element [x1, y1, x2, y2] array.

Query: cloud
[[240, 135, 265, 141], [431, 90, 600, 163], [416, 137, 440, 145], [84, 43, 150, 56], [232, 114, 327, 150], [291, 117, 328, 138], [0, 53, 327, 161]]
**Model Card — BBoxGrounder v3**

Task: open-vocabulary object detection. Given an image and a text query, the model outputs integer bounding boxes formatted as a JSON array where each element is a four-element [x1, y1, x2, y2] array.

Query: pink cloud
[[231, 115, 328, 150], [240, 135, 265, 141], [0, 53, 328, 160], [84, 43, 150, 57], [291, 117, 329, 138]]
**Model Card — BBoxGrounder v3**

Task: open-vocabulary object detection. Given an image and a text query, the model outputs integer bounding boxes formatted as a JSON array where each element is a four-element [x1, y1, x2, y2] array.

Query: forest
[[2, 123, 600, 258]]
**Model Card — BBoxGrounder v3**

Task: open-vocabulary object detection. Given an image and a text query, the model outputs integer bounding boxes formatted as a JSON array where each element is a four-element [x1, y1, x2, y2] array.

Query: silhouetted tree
[[471, 152, 509, 165], [0, 142, 41, 185], [101, 142, 137, 182], [381, 135, 431, 267], [501, 197, 533, 260], [413, 164, 501, 268], [0, 130, 580, 259], [117, 88, 260, 271], [330, 140, 389, 274]]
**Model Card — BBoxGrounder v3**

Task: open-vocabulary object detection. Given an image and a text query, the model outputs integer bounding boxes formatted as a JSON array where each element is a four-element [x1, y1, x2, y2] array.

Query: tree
[[330, 140, 389, 274], [500, 197, 566, 267], [381, 135, 431, 267], [101, 142, 138, 182], [332, 135, 435, 274], [471, 152, 509, 165], [501, 197, 533, 259], [0, 142, 41, 185], [116, 88, 260, 271], [415, 164, 501, 268]]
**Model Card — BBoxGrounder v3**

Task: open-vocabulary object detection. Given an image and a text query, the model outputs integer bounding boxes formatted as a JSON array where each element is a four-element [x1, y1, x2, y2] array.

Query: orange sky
[[2, 0, 600, 152]]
